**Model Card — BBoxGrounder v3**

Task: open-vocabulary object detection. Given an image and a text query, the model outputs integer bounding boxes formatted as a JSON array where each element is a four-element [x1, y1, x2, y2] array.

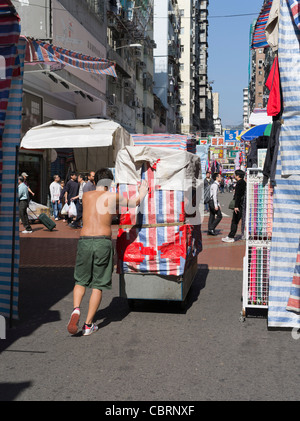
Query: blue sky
[[208, 0, 266, 128]]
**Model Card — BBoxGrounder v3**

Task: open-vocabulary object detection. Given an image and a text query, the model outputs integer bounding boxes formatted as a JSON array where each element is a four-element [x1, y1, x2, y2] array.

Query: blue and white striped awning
[[251, 0, 273, 49]]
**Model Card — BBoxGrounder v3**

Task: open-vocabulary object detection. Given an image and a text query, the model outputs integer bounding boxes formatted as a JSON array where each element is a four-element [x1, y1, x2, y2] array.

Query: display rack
[[241, 168, 273, 320]]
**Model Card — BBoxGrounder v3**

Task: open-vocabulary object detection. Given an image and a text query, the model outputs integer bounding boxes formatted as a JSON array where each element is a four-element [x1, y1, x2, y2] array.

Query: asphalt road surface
[[0, 192, 299, 401]]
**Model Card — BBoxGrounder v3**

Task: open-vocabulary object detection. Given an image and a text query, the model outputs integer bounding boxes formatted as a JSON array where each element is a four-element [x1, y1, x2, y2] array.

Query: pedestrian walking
[[222, 169, 246, 243], [21, 172, 35, 198], [69, 173, 86, 229], [83, 171, 96, 193], [64, 172, 79, 225], [18, 176, 32, 234], [49, 174, 62, 221], [67, 168, 149, 336], [207, 172, 223, 236], [204, 171, 212, 212]]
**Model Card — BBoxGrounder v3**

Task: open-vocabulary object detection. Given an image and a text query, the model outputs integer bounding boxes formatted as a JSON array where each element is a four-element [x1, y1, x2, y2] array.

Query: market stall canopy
[[23, 37, 117, 78], [21, 119, 133, 170], [249, 108, 273, 125], [237, 123, 272, 141], [251, 0, 273, 49]]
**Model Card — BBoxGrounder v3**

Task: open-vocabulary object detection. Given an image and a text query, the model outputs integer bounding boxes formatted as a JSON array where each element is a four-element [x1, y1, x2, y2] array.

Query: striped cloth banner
[[267, 0, 300, 327], [131, 134, 196, 154], [0, 1, 20, 206], [287, 0, 300, 29], [277, 0, 300, 175], [252, 0, 273, 49], [24, 37, 117, 78], [0, 37, 26, 320], [267, 145, 300, 328], [116, 163, 202, 276]]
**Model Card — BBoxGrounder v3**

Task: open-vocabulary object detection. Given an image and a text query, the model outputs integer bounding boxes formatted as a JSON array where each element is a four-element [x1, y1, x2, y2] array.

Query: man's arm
[[108, 180, 149, 213]]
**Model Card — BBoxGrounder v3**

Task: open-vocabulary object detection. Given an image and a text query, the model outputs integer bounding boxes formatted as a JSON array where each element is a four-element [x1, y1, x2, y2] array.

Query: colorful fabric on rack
[[277, 0, 300, 175], [252, 0, 273, 49], [24, 37, 117, 78], [286, 250, 300, 313], [0, 37, 26, 320]]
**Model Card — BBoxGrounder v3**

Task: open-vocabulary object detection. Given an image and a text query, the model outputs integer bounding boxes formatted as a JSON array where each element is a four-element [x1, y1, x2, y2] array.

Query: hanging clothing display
[[263, 119, 281, 184], [265, 55, 281, 116]]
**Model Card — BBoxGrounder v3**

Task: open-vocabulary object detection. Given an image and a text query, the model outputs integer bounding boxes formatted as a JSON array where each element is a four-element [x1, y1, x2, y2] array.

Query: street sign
[[224, 130, 242, 142]]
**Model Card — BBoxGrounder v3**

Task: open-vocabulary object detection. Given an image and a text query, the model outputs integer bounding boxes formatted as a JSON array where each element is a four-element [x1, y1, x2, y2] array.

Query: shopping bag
[[228, 199, 235, 210], [68, 201, 77, 218], [61, 203, 69, 215]]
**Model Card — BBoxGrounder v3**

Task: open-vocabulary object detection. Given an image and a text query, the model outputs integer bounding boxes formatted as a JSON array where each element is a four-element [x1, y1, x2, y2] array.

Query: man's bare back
[[80, 190, 114, 237], [80, 180, 148, 237]]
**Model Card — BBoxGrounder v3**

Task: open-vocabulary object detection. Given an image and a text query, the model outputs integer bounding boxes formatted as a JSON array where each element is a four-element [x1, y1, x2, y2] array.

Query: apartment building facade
[[153, 0, 181, 133], [13, 0, 109, 203], [177, 0, 211, 135]]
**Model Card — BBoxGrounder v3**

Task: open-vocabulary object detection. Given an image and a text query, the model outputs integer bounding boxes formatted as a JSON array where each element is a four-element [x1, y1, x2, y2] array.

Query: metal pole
[[9, 144, 19, 328]]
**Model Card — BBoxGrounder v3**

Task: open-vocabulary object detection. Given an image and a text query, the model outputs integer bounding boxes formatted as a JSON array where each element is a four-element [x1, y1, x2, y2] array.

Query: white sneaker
[[67, 308, 81, 335], [55, 218, 59, 221], [222, 236, 234, 243], [22, 230, 33, 234], [82, 323, 98, 336]]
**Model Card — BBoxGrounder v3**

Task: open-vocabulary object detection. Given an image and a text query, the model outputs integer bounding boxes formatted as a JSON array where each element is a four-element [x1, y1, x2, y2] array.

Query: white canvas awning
[[20, 118, 133, 170]]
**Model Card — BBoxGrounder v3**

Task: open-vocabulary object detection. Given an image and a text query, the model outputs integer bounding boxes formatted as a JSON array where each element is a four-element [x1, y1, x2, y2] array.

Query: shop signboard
[[210, 137, 224, 146], [224, 129, 243, 143]]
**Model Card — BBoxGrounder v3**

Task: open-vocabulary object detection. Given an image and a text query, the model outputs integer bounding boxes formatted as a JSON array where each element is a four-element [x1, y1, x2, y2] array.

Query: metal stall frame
[[241, 168, 273, 321]]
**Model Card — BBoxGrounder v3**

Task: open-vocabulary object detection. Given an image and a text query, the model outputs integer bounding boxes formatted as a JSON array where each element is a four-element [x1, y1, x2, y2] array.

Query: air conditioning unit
[[129, 100, 137, 107]]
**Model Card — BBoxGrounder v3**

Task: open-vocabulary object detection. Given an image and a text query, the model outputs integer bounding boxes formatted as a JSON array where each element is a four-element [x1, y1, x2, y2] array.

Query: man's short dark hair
[[70, 171, 77, 177], [235, 169, 245, 179], [212, 172, 220, 181], [18, 176, 24, 182], [94, 168, 114, 187]]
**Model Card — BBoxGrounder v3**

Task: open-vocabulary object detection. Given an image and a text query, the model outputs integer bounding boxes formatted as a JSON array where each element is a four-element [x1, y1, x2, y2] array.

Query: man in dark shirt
[[222, 169, 246, 243], [64, 172, 79, 225]]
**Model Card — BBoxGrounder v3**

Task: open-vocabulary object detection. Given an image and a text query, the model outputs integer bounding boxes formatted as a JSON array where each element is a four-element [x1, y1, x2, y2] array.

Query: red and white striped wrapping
[[116, 162, 202, 276]]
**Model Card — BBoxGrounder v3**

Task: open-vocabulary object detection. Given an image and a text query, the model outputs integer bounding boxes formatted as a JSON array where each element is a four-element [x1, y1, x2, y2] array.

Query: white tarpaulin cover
[[115, 146, 202, 191], [20, 118, 133, 170]]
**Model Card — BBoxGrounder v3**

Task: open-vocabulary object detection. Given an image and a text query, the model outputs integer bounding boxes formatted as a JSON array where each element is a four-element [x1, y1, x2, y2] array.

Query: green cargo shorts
[[74, 236, 114, 290]]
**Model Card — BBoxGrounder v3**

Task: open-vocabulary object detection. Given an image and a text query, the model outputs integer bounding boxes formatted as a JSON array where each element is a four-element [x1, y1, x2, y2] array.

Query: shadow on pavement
[[114, 264, 209, 315], [0, 267, 75, 353], [0, 381, 32, 402]]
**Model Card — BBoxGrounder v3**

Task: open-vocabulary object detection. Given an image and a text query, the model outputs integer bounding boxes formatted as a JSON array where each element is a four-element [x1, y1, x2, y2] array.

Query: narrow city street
[[0, 192, 299, 402]]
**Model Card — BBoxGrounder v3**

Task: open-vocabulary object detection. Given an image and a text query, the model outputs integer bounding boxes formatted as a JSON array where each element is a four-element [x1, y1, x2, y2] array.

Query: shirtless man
[[67, 168, 149, 336]]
